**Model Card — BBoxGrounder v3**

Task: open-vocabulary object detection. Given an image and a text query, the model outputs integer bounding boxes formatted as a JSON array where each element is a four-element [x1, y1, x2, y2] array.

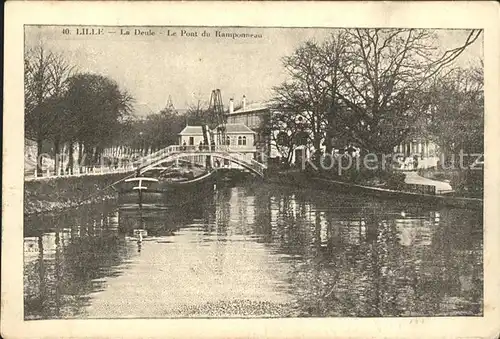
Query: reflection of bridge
[[134, 145, 267, 177]]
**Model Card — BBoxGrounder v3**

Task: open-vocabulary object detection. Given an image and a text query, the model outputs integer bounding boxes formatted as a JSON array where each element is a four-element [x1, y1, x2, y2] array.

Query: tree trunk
[[325, 132, 333, 156], [313, 132, 322, 167], [93, 146, 102, 166], [36, 139, 43, 176], [67, 141, 74, 174], [78, 141, 83, 171], [54, 138, 60, 176], [85, 145, 94, 169]]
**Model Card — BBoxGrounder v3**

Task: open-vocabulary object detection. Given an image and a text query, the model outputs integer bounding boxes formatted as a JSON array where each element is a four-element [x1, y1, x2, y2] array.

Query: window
[[226, 136, 231, 145], [189, 137, 194, 145], [238, 136, 243, 146], [242, 136, 247, 146]]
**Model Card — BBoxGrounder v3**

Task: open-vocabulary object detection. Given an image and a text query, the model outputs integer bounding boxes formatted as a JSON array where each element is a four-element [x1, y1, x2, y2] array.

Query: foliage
[[24, 46, 75, 173], [271, 29, 482, 160], [450, 169, 483, 197], [65, 73, 134, 149], [24, 44, 135, 172], [425, 64, 484, 156]]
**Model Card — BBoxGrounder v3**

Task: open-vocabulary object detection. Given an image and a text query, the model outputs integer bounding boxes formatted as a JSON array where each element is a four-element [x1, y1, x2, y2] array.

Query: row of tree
[[117, 98, 227, 155], [25, 46, 134, 174], [25, 45, 228, 176], [270, 28, 483, 164]]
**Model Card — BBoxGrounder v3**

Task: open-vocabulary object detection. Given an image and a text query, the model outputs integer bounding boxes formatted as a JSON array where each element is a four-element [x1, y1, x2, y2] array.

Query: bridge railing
[[25, 163, 136, 181], [134, 145, 232, 167], [134, 144, 266, 176], [213, 149, 266, 176]]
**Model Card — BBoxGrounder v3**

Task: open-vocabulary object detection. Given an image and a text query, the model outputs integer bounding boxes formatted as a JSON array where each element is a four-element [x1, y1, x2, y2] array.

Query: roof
[[178, 125, 204, 135], [230, 102, 270, 115], [214, 123, 255, 134]]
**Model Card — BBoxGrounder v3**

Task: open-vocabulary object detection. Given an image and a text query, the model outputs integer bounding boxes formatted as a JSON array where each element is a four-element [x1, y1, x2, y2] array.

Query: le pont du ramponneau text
[[70, 27, 262, 39]]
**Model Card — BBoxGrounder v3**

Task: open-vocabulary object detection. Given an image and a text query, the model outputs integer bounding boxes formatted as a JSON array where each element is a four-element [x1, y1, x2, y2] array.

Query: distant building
[[25, 138, 37, 173], [218, 123, 257, 164], [393, 138, 440, 169], [178, 123, 258, 169], [178, 125, 206, 146], [227, 96, 267, 129], [226, 96, 271, 164]]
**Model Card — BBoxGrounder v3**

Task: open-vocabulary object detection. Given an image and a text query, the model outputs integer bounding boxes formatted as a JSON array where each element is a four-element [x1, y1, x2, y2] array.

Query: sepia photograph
[[3, 1, 500, 338], [22, 23, 485, 319]]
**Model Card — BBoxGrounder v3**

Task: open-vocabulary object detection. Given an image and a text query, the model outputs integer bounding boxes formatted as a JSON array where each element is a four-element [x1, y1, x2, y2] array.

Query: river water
[[24, 181, 483, 319]]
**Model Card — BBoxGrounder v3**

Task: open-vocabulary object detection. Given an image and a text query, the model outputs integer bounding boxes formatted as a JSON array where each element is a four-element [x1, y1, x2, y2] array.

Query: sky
[[25, 26, 483, 116]]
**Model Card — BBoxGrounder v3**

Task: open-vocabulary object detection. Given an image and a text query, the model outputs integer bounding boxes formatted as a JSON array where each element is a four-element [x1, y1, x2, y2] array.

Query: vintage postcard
[[3, 1, 500, 338]]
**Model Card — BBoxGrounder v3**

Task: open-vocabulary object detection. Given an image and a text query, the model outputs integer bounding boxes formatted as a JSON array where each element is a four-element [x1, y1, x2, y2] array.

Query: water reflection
[[24, 183, 482, 319]]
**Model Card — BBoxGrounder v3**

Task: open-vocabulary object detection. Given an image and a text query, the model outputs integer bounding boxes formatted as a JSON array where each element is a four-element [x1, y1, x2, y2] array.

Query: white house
[[218, 123, 257, 165], [227, 96, 271, 164], [178, 125, 206, 146], [178, 123, 258, 170], [393, 139, 440, 169]]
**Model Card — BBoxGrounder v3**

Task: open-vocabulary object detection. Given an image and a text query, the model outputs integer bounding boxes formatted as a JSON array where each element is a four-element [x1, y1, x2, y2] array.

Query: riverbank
[[24, 172, 134, 215], [267, 170, 482, 210]]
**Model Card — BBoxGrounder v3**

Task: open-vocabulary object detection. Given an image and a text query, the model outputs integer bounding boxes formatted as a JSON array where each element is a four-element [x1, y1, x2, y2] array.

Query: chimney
[[242, 95, 246, 111], [229, 98, 234, 114]]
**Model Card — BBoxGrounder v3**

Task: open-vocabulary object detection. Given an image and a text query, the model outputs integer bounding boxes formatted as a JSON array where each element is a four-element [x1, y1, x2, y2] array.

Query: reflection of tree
[[266, 188, 483, 317], [416, 208, 483, 315], [253, 187, 273, 243], [24, 206, 134, 319]]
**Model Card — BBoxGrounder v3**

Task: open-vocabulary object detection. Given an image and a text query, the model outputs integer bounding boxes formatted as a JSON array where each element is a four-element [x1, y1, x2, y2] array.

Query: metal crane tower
[[208, 89, 226, 146]]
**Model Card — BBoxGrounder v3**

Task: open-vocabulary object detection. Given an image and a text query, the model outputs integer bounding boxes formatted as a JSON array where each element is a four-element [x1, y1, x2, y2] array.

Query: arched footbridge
[[133, 145, 267, 177]]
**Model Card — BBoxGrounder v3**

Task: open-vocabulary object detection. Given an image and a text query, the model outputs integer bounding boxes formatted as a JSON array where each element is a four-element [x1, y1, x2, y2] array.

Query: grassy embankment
[[270, 159, 407, 190], [24, 173, 133, 215], [418, 167, 483, 198]]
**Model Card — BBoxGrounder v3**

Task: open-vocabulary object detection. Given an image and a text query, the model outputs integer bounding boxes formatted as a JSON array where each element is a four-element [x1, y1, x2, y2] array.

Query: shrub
[[450, 169, 483, 197]]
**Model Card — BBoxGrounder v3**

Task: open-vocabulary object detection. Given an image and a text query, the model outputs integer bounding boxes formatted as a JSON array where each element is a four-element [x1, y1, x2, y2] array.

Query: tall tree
[[333, 29, 439, 153], [426, 64, 484, 161], [24, 46, 74, 174], [64, 73, 134, 167], [186, 100, 207, 126], [332, 29, 482, 154], [271, 28, 482, 163]]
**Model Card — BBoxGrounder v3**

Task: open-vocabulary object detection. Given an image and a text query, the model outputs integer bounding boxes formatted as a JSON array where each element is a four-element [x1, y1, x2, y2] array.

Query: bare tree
[[319, 31, 350, 154], [331, 29, 437, 153], [272, 41, 333, 163], [426, 63, 484, 160], [24, 45, 74, 175], [334, 29, 483, 154], [185, 100, 206, 126]]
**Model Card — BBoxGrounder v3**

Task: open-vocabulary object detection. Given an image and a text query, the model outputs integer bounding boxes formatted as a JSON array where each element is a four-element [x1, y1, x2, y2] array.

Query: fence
[[24, 163, 136, 181], [401, 183, 436, 195]]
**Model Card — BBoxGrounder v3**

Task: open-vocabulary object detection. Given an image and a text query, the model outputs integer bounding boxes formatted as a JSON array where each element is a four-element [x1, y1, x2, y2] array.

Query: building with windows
[[393, 138, 440, 169], [178, 125, 206, 146], [219, 123, 257, 165], [226, 97, 315, 166], [226, 96, 271, 164], [178, 123, 257, 168], [227, 96, 267, 129]]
